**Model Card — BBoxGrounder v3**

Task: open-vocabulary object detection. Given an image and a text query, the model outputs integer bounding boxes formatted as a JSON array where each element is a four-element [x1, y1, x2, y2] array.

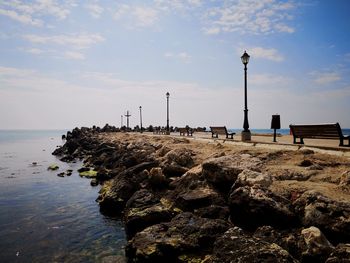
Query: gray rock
[[301, 226, 334, 262], [125, 212, 230, 262], [293, 190, 350, 243], [210, 227, 298, 262], [229, 185, 297, 229]]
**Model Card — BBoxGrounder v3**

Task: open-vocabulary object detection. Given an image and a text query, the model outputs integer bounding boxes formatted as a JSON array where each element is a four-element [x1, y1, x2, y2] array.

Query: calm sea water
[[0, 130, 126, 263]]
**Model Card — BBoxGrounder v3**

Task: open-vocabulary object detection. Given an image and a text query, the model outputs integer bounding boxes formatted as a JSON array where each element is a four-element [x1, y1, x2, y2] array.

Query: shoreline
[[53, 127, 350, 262]]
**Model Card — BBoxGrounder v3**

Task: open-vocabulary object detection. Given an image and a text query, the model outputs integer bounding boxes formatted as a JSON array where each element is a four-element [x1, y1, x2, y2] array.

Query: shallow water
[[0, 131, 126, 262]]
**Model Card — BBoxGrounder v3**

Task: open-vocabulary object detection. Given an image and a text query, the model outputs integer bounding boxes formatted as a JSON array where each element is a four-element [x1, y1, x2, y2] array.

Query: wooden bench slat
[[290, 123, 349, 146], [210, 126, 235, 139]]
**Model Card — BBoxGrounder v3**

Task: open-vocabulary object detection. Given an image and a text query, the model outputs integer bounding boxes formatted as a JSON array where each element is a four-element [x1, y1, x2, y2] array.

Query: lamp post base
[[241, 131, 251, 141], [166, 131, 170, 135]]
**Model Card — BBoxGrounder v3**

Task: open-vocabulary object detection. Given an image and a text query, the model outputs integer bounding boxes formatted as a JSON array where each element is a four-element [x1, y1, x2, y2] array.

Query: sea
[[0, 130, 126, 263]]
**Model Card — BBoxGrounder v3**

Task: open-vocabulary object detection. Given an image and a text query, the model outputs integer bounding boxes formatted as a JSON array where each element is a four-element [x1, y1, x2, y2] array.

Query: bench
[[153, 128, 167, 135], [210, 126, 235, 139], [289, 123, 350, 146], [178, 127, 193, 136]]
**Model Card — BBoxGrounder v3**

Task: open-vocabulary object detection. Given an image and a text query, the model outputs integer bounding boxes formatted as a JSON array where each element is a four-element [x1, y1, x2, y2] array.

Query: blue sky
[[0, 0, 349, 129]]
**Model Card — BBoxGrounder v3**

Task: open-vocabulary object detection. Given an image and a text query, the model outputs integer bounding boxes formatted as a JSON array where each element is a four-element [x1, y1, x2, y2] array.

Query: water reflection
[[0, 132, 126, 262]]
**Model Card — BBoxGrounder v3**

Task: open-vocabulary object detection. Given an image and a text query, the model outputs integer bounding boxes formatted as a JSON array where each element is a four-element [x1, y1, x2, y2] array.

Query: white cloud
[[310, 72, 341, 85], [19, 47, 45, 55], [250, 73, 291, 86], [114, 5, 159, 28], [204, 27, 221, 35], [164, 51, 192, 63], [64, 51, 85, 60], [23, 33, 105, 49], [243, 47, 284, 62], [85, 3, 104, 18], [202, 0, 296, 35], [0, 0, 72, 27], [133, 6, 159, 27], [0, 8, 43, 26]]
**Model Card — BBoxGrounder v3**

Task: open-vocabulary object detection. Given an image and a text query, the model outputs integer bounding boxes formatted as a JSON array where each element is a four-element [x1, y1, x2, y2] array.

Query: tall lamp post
[[166, 92, 170, 135], [139, 106, 143, 133], [241, 51, 251, 141], [121, 115, 123, 128]]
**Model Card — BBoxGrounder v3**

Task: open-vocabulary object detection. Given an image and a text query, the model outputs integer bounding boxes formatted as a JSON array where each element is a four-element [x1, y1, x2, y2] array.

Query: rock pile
[[53, 127, 350, 262]]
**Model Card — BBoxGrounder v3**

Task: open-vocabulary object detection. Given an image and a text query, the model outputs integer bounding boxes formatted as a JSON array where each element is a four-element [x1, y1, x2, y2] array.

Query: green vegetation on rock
[[79, 169, 98, 178], [48, 164, 59, 171]]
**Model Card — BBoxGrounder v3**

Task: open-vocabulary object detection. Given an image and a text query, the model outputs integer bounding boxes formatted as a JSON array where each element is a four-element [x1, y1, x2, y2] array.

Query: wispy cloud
[[85, 3, 104, 18], [23, 33, 105, 49], [64, 51, 85, 60], [0, 0, 72, 26], [203, 0, 296, 35], [164, 51, 192, 63], [241, 47, 284, 62], [113, 4, 159, 28], [310, 71, 341, 85], [250, 73, 291, 86], [0, 8, 43, 26]]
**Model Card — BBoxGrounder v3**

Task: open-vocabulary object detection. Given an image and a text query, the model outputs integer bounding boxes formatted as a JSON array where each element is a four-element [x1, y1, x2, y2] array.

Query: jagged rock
[[293, 190, 350, 243], [165, 165, 225, 212], [211, 227, 298, 262], [339, 171, 350, 186], [228, 185, 297, 229], [125, 212, 230, 262], [126, 189, 159, 209], [301, 226, 334, 262], [162, 164, 189, 177], [162, 148, 194, 168], [90, 179, 98, 186], [148, 167, 167, 188], [254, 226, 306, 261], [194, 205, 230, 220], [124, 197, 180, 239], [97, 161, 158, 213], [202, 156, 243, 189], [326, 243, 350, 262], [233, 169, 272, 189], [202, 154, 262, 191]]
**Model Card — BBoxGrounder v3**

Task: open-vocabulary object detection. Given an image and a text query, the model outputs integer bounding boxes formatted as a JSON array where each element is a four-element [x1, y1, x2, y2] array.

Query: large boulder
[[202, 154, 263, 191], [326, 243, 350, 263], [293, 190, 350, 243], [228, 185, 297, 229], [301, 226, 334, 262], [125, 212, 230, 262], [210, 227, 298, 262], [233, 169, 273, 189], [97, 161, 158, 213]]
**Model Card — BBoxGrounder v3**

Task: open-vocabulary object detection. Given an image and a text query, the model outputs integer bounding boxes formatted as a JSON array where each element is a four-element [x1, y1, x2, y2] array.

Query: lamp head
[[166, 92, 170, 98], [241, 51, 250, 65]]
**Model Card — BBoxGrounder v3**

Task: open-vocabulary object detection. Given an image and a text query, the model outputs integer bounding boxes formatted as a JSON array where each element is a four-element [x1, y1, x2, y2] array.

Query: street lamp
[[166, 92, 170, 135], [139, 106, 143, 133], [241, 51, 251, 141]]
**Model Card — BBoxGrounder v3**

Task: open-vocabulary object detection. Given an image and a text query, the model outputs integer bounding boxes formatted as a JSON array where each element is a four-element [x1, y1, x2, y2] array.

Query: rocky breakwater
[[53, 127, 350, 262]]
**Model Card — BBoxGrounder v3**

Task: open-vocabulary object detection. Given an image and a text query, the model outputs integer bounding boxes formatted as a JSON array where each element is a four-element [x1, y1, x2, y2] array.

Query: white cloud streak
[[85, 3, 104, 18], [203, 0, 296, 35], [23, 33, 105, 49], [0, 0, 72, 26], [310, 72, 341, 85], [246, 47, 284, 62]]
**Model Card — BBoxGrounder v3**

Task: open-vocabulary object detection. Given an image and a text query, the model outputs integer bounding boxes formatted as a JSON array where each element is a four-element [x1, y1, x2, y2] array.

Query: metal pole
[[139, 106, 143, 133], [243, 64, 250, 132], [121, 115, 123, 127], [166, 96, 169, 133]]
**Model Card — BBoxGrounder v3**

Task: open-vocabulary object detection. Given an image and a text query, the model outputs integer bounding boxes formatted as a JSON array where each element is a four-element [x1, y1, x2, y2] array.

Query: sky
[[0, 0, 350, 130]]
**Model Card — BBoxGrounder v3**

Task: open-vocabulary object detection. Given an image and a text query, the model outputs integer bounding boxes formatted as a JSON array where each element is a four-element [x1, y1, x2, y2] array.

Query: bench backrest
[[210, 126, 228, 135], [289, 123, 343, 139]]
